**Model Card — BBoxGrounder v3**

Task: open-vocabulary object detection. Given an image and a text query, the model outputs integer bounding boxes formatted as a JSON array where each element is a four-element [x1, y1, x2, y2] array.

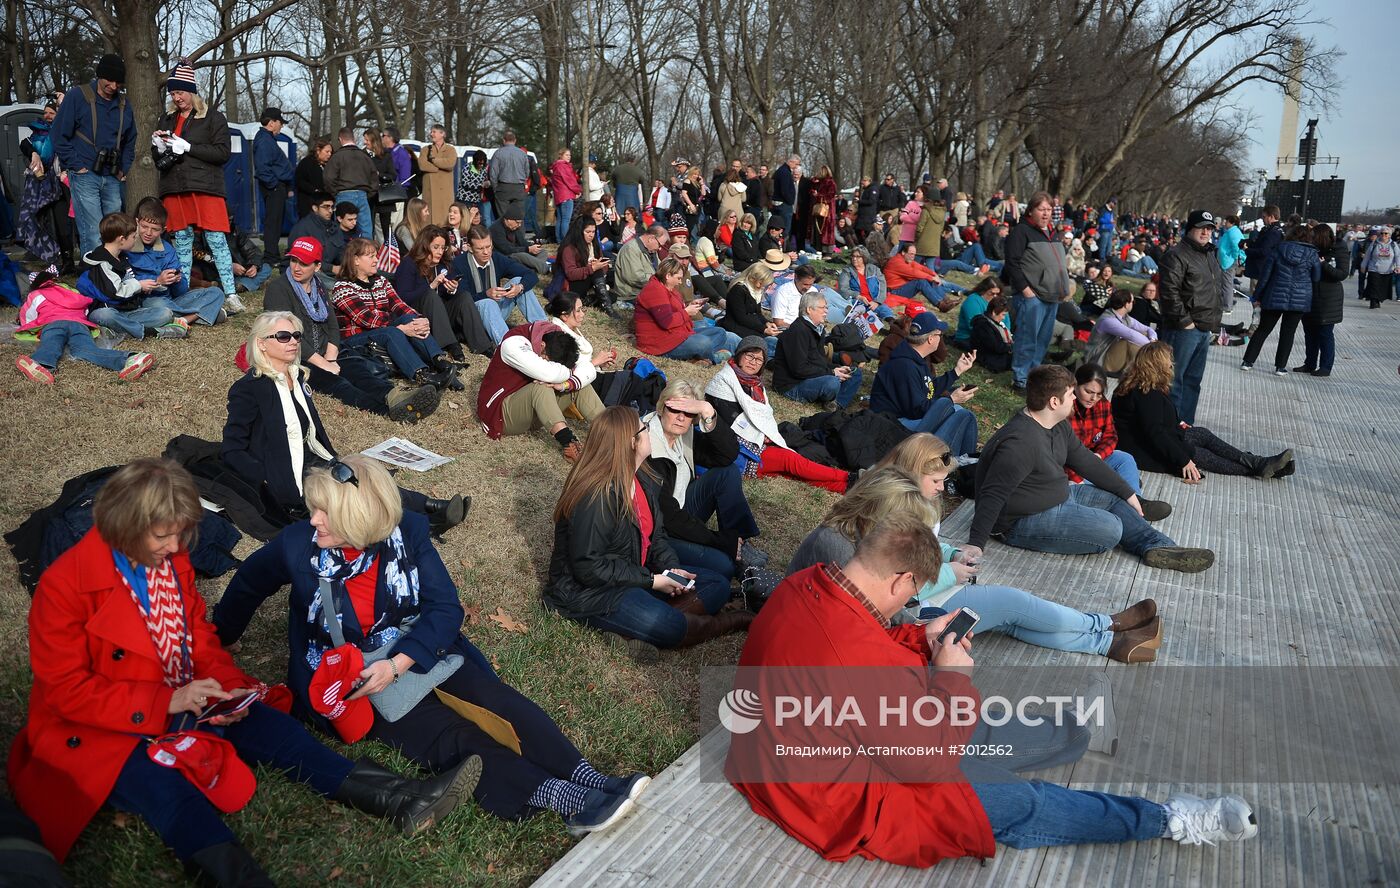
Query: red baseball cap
[[285, 237, 323, 264], [308, 645, 373, 743], [147, 731, 257, 813]]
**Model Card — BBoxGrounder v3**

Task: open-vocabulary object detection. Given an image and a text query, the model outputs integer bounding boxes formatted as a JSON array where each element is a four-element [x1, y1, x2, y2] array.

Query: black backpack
[[595, 357, 668, 415]]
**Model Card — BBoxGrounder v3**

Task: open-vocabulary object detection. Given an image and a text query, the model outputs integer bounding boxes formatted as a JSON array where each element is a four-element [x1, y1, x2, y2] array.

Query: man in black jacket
[[876, 174, 903, 225], [770, 156, 799, 249], [1157, 209, 1225, 425], [488, 206, 550, 276], [321, 126, 377, 240], [854, 176, 880, 242], [771, 289, 862, 407]]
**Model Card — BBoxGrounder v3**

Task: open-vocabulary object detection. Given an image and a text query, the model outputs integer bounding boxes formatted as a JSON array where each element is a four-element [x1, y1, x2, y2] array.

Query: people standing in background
[[417, 125, 456, 225], [253, 107, 294, 258], [52, 53, 136, 255], [1360, 227, 1398, 309], [295, 137, 332, 218], [487, 129, 530, 221]]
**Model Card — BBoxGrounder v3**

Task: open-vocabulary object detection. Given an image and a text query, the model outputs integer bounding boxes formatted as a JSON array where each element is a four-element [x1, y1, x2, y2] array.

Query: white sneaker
[[1164, 793, 1258, 845], [224, 293, 246, 314]]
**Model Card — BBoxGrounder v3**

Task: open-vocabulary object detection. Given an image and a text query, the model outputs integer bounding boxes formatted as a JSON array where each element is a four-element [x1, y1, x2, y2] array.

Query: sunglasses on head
[[329, 459, 359, 487], [929, 452, 954, 468], [263, 330, 304, 343]]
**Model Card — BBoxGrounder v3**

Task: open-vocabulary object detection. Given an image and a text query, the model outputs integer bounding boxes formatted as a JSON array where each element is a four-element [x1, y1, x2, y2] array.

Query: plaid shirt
[[331, 274, 418, 339], [1067, 398, 1117, 483], [822, 563, 890, 629]]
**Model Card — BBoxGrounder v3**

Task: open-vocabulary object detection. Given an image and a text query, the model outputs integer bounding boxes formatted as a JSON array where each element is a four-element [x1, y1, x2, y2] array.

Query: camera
[[531, 236, 545, 247], [93, 148, 119, 176]]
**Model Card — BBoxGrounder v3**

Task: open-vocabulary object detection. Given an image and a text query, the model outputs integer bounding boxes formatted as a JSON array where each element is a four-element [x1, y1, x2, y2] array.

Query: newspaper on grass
[[361, 438, 453, 472]]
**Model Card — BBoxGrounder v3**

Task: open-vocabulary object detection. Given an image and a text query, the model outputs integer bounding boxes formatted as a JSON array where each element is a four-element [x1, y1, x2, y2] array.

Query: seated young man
[[223, 224, 274, 293], [769, 265, 847, 327], [969, 364, 1213, 572], [80, 212, 177, 342], [770, 289, 862, 408], [476, 320, 603, 460], [450, 224, 544, 344], [728, 516, 1258, 869], [122, 199, 229, 339], [868, 313, 979, 456]]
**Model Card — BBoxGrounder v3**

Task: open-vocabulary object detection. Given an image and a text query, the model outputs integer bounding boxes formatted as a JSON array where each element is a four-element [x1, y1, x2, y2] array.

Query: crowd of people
[[11, 51, 1370, 884]]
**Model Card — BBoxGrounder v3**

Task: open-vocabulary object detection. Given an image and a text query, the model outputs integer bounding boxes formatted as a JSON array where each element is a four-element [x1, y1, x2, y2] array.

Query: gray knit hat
[[734, 336, 767, 359]]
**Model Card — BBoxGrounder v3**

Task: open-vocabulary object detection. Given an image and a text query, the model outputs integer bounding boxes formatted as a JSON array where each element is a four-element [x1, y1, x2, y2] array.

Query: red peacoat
[[726, 564, 996, 868], [7, 528, 257, 861]]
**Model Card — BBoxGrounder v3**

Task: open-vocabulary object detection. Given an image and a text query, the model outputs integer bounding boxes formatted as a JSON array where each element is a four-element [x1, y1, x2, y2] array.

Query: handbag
[[812, 202, 829, 218], [316, 578, 463, 722], [377, 184, 409, 205]]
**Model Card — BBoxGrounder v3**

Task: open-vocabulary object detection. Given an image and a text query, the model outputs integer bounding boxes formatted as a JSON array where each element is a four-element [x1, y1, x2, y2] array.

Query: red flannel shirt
[[331, 274, 418, 339], [1066, 398, 1117, 483]]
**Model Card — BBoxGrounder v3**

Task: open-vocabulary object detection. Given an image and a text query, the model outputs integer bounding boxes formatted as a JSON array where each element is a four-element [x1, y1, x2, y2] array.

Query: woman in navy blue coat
[[1241, 225, 1321, 374], [213, 455, 649, 836]]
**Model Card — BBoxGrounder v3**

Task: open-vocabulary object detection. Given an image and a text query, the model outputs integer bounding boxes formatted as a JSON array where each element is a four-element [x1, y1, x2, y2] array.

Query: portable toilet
[[0, 104, 48, 210], [225, 123, 257, 232]]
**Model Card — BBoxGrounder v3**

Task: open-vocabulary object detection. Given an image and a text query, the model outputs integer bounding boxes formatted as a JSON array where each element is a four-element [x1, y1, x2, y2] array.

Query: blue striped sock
[[528, 778, 590, 816], [570, 760, 610, 790]]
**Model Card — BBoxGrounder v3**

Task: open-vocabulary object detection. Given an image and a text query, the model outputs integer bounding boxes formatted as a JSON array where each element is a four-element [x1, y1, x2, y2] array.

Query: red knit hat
[[307, 645, 374, 743]]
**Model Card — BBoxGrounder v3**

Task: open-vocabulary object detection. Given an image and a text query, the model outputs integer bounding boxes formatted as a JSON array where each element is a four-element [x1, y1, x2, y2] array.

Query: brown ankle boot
[[1107, 616, 1163, 663], [668, 592, 708, 616], [676, 609, 755, 648], [1110, 598, 1158, 632]]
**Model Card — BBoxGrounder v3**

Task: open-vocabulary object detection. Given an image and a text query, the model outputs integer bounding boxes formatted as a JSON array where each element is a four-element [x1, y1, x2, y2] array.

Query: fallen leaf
[[329, 866, 344, 880], [447, 400, 460, 410], [487, 863, 497, 874], [488, 607, 528, 633], [464, 604, 482, 626]]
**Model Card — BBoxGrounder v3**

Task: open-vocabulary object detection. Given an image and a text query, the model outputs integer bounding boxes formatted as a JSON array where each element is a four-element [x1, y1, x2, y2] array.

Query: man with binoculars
[[52, 53, 138, 254]]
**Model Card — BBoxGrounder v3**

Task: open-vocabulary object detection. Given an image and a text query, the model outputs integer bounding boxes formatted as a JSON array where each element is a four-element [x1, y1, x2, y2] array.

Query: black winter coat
[[771, 319, 835, 392], [545, 480, 680, 620], [970, 313, 1013, 373], [1309, 241, 1350, 326], [1111, 387, 1193, 474], [719, 280, 769, 339], [155, 107, 231, 199], [221, 370, 336, 516], [644, 420, 742, 559], [731, 231, 761, 269]]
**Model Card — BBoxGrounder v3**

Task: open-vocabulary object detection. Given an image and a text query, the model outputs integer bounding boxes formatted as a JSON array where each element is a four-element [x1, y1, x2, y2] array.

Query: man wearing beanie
[[52, 53, 137, 254]]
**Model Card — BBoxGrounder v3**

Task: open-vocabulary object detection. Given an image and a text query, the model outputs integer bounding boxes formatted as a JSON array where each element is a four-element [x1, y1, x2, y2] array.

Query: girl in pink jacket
[[15, 266, 154, 385]]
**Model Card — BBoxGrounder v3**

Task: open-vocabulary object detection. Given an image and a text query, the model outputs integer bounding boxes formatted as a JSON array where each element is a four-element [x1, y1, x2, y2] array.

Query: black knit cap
[[96, 54, 126, 83]]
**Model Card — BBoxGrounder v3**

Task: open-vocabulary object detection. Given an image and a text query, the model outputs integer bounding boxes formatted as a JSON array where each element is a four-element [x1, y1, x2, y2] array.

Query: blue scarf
[[286, 266, 329, 323], [306, 526, 418, 668]]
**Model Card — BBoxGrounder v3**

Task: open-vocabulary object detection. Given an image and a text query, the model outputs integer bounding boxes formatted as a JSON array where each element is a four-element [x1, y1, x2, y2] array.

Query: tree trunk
[[220, 0, 237, 120], [113, 0, 162, 209]]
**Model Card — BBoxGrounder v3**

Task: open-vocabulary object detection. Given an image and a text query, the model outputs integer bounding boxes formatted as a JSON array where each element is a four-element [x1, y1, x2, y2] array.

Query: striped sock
[[528, 778, 590, 816], [570, 760, 610, 790]]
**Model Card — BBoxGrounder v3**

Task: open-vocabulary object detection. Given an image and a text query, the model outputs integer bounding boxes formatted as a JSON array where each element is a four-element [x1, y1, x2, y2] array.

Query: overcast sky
[[1232, 10, 1395, 211]]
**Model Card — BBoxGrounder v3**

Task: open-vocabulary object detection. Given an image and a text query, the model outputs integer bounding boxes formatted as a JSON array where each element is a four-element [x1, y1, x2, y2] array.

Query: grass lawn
[[0, 260, 1047, 885]]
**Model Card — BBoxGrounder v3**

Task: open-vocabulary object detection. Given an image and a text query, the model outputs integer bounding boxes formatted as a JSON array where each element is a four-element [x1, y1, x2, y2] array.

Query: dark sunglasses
[[666, 406, 699, 419], [929, 452, 954, 468], [263, 330, 304, 343], [329, 459, 359, 487], [634, 425, 647, 440]]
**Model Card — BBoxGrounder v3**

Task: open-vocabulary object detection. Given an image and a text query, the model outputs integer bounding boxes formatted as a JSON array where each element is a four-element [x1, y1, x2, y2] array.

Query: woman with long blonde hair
[[546, 406, 753, 661], [1113, 342, 1295, 483]]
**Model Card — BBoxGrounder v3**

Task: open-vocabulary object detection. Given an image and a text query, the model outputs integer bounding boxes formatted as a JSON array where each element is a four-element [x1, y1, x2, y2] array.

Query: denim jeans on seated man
[[780, 368, 863, 408], [89, 304, 174, 340], [235, 263, 275, 293], [580, 566, 732, 648], [341, 326, 443, 377], [890, 278, 943, 306], [146, 287, 226, 326], [1157, 327, 1212, 425], [1000, 483, 1174, 558], [958, 243, 1003, 274], [896, 399, 979, 456], [1010, 296, 1059, 387], [1088, 449, 1142, 494], [670, 539, 736, 581], [662, 327, 741, 363], [475, 290, 549, 343], [334, 189, 373, 239]]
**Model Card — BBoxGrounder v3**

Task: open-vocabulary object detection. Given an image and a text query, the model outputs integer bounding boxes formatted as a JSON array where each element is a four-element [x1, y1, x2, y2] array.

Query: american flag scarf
[[114, 553, 193, 688]]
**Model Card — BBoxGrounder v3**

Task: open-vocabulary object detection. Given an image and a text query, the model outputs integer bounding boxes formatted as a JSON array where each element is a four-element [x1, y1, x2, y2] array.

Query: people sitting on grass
[[953, 276, 1005, 348], [789, 454, 1164, 663], [9, 458, 478, 884], [1112, 342, 1295, 483], [642, 381, 768, 581], [77, 212, 188, 343], [771, 289, 863, 408], [127, 199, 228, 338], [970, 364, 1215, 573], [333, 237, 463, 390], [1079, 263, 1116, 316], [545, 405, 754, 662], [14, 264, 156, 385], [476, 311, 606, 462], [612, 223, 667, 303], [883, 242, 961, 313], [1085, 288, 1157, 375], [718, 261, 780, 355], [222, 311, 467, 533], [769, 264, 835, 328], [870, 312, 980, 455], [705, 336, 856, 493], [1066, 363, 1140, 492], [222, 223, 273, 294], [634, 257, 740, 364], [452, 224, 547, 343], [489, 204, 551, 277], [968, 295, 1014, 373], [263, 240, 441, 423], [392, 224, 489, 361], [213, 455, 649, 840], [557, 216, 617, 316], [837, 246, 895, 321], [729, 516, 1257, 870]]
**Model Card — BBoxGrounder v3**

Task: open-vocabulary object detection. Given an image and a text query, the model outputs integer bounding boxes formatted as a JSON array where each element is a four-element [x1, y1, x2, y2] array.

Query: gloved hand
[[151, 133, 171, 153], [168, 135, 192, 155]]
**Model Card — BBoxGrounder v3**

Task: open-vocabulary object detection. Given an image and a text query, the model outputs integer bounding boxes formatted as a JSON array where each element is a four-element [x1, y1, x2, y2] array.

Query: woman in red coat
[[809, 165, 838, 254], [7, 458, 477, 883], [633, 258, 739, 364]]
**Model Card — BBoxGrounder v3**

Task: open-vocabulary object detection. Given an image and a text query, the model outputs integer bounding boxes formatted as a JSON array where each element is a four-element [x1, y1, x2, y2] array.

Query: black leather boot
[[333, 755, 482, 837], [413, 366, 456, 390], [424, 494, 470, 531], [185, 841, 276, 887]]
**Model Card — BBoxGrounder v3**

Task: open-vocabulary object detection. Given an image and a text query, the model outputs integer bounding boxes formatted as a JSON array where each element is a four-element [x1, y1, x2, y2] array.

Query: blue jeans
[[891, 278, 955, 307], [958, 244, 1003, 273], [1098, 231, 1114, 265], [670, 539, 736, 581], [68, 171, 124, 255], [1157, 327, 1211, 425], [475, 292, 548, 343], [819, 287, 851, 323], [938, 258, 979, 274], [899, 402, 978, 456], [31, 320, 128, 371], [236, 263, 274, 292], [582, 565, 732, 647], [663, 327, 741, 363], [1001, 483, 1173, 558], [478, 200, 496, 228], [335, 190, 373, 239], [1097, 449, 1142, 493], [1010, 296, 1059, 386], [107, 703, 353, 861], [684, 463, 761, 540], [780, 369, 863, 408], [147, 287, 225, 326], [89, 304, 173, 339], [525, 192, 539, 235], [969, 772, 1166, 849], [616, 184, 641, 215], [1301, 316, 1335, 372], [942, 584, 1112, 655], [555, 199, 574, 242], [342, 326, 442, 376]]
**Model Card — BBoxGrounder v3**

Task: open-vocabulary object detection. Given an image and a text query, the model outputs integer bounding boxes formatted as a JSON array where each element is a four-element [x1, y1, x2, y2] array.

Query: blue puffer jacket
[[1256, 240, 1320, 313]]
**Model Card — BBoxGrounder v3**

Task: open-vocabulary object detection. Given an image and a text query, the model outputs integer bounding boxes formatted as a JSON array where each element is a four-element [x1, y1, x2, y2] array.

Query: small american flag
[[377, 230, 401, 274]]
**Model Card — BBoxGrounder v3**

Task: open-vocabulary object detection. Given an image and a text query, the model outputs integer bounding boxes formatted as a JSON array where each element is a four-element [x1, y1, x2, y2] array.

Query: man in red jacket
[[727, 517, 1258, 868]]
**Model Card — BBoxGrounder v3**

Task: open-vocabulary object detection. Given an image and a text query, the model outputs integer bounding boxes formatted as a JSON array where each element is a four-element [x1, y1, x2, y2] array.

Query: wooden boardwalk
[[535, 298, 1400, 888]]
